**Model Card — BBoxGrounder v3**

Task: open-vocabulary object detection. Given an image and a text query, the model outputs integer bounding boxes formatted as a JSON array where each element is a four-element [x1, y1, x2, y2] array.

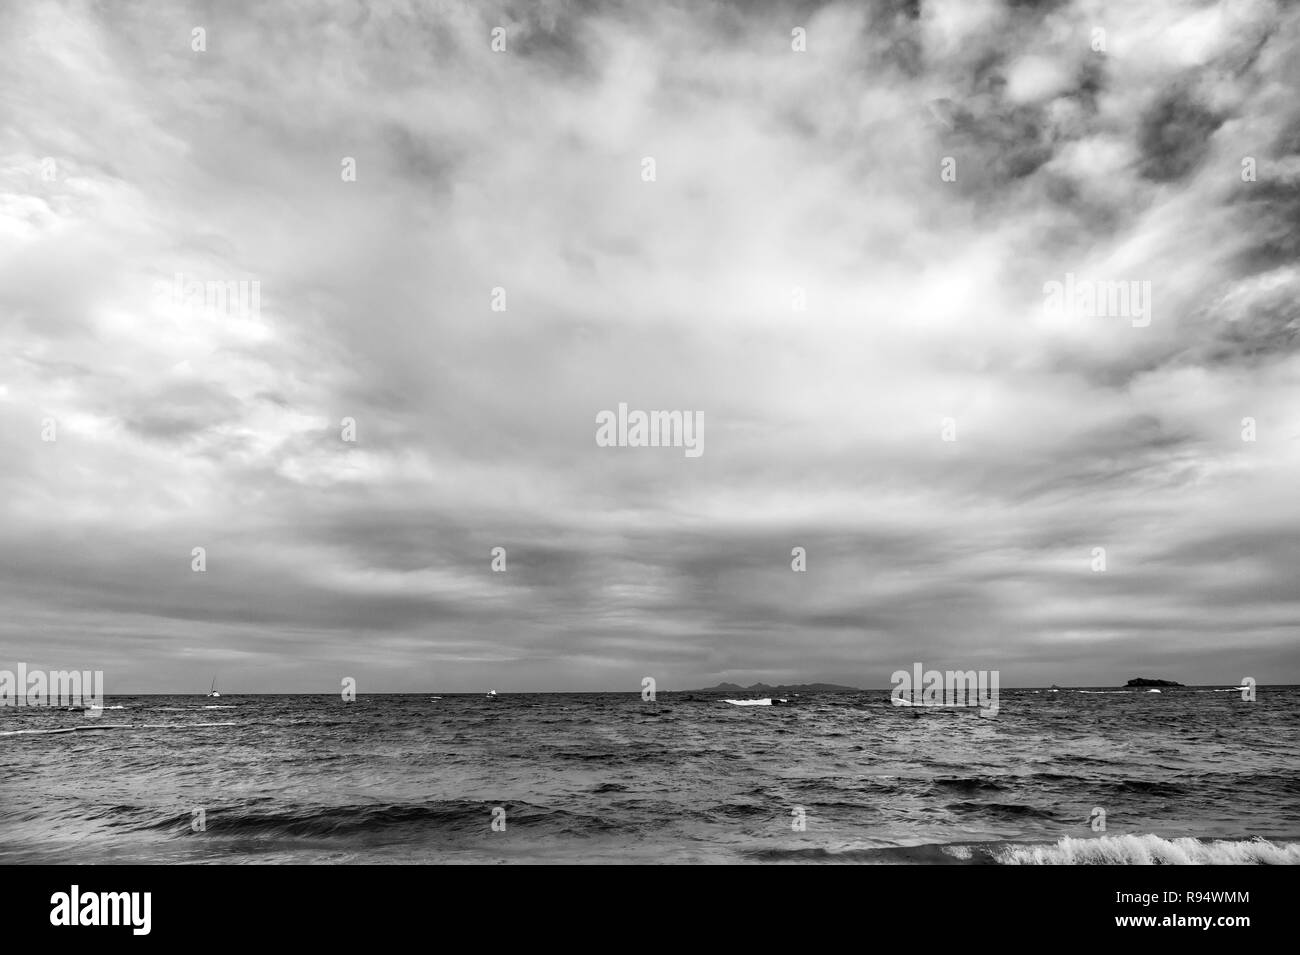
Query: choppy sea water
[[2, 688, 1298, 864]]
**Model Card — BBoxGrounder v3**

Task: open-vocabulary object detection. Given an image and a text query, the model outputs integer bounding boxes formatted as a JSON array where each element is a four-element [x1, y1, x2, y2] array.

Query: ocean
[[3, 688, 1298, 864]]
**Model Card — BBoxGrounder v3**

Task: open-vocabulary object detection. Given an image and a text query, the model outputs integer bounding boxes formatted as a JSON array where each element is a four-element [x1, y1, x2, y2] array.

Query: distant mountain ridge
[[692, 682, 860, 694]]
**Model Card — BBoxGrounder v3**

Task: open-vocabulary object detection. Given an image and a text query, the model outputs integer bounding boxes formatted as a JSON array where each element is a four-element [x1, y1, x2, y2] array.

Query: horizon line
[[17, 683, 1284, 696]]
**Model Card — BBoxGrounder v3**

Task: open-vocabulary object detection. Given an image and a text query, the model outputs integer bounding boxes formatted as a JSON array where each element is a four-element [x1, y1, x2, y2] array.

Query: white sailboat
[[208, 677, 220, 698]]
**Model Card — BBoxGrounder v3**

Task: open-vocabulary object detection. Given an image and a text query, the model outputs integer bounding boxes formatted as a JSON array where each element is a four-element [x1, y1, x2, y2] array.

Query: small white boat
[[486, 689, 498, 699], [1147, 688, 1162, 693], [723, 697, 788, 706], [207, 677, 220, 699]]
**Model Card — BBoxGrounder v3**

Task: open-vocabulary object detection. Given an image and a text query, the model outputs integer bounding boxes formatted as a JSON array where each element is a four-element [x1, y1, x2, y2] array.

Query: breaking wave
[[997, 834, 1300, 865], [747, 835, 1300, 864]]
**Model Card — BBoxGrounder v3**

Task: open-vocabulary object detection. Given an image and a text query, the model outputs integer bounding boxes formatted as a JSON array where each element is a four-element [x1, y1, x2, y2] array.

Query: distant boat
[[486, 689, 498, 700], [430, 696, 443, 701], [724, 697, 788, 706], [207, 677, 220, 699], [1147, 688, 1162, 693]]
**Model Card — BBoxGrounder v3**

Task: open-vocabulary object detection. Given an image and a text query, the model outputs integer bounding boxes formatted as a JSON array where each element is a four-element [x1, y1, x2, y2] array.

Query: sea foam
[[998, 834, 1300, 865]]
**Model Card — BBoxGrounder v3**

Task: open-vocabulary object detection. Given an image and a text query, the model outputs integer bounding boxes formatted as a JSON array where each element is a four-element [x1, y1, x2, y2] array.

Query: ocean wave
[[745, 843, 1002, 864], [142, 800, 613, 838], [929, 776, 1007, 793], [748, 835, 1300, 865], [998, 834, 1300, 865], [1114, 779, 1186, 795], [945, 801, 1057, 820], [0, 721, 237, 737]]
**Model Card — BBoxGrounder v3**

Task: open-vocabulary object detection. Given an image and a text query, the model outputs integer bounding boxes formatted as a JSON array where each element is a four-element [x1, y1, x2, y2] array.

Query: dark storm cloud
[[1137, 84, 1223, 181]]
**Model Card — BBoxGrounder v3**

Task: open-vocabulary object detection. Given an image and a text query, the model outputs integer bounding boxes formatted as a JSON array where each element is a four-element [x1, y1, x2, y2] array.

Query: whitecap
[[998, 834, 1300, 865], [0, 724, 133, 736]]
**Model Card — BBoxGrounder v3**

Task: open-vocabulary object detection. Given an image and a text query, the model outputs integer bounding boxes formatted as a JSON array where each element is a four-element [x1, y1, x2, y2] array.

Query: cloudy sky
[[1, 0, 1297, 693]]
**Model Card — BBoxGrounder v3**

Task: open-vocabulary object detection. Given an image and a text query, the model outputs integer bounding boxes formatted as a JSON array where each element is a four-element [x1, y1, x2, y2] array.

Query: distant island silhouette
[[692, 682, 860, 694], [688, 679, 1190, 693]]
